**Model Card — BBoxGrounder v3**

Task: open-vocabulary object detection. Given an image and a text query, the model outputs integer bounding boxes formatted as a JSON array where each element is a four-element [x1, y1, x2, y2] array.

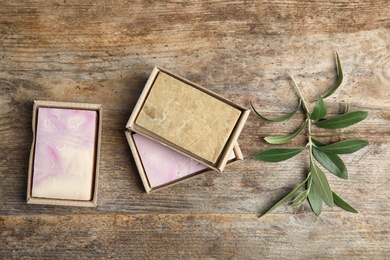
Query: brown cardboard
[[126, 67, 250, 172], [27, 100, 102, 207], [125, 131, 243, 193]]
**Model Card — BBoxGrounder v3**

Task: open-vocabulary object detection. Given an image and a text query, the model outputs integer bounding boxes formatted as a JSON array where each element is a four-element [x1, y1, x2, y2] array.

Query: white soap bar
[[32, 107, 98, 201], [133, 133, 236, 188]]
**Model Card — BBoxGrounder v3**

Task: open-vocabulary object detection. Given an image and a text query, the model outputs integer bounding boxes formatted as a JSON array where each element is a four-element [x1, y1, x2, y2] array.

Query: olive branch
[[251, 52, 368, 217]]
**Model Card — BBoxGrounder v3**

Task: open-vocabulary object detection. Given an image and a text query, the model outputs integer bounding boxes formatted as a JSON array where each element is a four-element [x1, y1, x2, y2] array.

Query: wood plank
[[1, 213, 389, 259]]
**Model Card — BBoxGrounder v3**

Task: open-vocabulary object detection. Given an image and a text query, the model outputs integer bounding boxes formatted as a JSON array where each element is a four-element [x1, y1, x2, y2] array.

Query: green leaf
[[316, 139, 368, 154], [315, 111, 368, 129], [250, 99, 302, 122], [311, 138, 326, 147], [333, 192, 358, 213], [310, 96, 327, 120], [323, 51, 343, 99], [253, 148, 305, 162], [311, 161, 334, 207], [313, 147, 348, 179], [308, 178, 323, 216], [290, 190, 308, 208], [260, 179, 307, 217], [264, 120, 307, 144]]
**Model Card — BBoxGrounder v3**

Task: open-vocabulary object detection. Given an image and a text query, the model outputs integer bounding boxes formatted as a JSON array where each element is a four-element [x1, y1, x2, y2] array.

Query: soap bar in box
[[133, 133, 207, 188], [27, 101, 102, 207], [126, 132, 242, 193]]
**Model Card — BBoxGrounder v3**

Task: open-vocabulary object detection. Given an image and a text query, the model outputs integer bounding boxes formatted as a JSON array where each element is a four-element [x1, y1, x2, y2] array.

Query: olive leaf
[[316, 139, 368, 154], [315, 111, 368, 129], [250, 99, 302, 122], [308, 178, 323, 216], [311, 138, 326, 147], [312, 146, 348, 179], [253, 148, 305, 162], [310, 96, 327, 120], [333, 192, 358, 213], [322, 51, 343, 99], [290, 190, 308, 208], [310, 161, 334, 207], [264, 120, 307, 144], [260, 178, 308, 217]]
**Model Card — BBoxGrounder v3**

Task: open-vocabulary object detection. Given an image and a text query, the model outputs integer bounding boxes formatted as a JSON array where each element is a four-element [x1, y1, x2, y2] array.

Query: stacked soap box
[[126, 67, 250, 193]]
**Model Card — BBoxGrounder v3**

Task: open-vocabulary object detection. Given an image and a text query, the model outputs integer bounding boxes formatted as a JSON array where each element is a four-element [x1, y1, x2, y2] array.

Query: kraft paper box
[[27, 100, 102, 207]]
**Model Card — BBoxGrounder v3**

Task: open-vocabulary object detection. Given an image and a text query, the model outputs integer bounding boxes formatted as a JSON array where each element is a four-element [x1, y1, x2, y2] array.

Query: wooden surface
[[1, 0, 389, 258]]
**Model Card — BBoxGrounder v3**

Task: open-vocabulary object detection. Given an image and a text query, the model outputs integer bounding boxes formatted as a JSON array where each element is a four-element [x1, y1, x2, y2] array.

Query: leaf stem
[[290, 74, 314, 154], [290, 75, 310, 113], [290, 75, 318, 202], [308, 118, 313, 144], [310, 130, 355, 138]]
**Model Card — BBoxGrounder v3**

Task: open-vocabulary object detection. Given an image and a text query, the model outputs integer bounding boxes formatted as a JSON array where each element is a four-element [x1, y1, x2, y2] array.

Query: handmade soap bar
[[133, 133, 236, 188], [135, 72, 242, 164], [133, 133, 206, 188], [32, 107, 98, 201]]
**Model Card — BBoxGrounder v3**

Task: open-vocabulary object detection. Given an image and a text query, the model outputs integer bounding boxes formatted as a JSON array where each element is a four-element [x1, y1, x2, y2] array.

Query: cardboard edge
[[232, 143, 244, 161], [27, 100, 102, 207], [92, 104, 103, 206], [126, 67, 250, 172], [27, 197, 97, 207], [126, 67, 160, 130], [26, 101, 38, 204], [216, 108, 250, 171], [125, 131, 152, 193], [125, 131, 243, 193]]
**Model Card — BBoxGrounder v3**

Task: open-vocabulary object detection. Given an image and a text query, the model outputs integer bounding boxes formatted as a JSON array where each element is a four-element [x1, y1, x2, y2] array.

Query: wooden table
[[1, 1, 389, 258]]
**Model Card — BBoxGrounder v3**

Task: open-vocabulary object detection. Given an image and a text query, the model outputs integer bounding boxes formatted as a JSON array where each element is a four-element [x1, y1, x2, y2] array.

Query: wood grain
[[1, 213, 389, 259], [1, 0, 389, 258]]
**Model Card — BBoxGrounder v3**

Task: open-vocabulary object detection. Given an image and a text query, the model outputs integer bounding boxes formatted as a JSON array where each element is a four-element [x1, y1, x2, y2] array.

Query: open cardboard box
[[126, 67, 249, 192], [126, 131, 243, 193], [27, 100, 102, 207]]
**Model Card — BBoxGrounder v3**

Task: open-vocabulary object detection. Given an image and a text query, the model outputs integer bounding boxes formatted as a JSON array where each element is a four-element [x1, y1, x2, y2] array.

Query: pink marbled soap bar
[[133, 133, 236, 188], [32, 107, 98, 200], [133, 133, 207, 188]]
